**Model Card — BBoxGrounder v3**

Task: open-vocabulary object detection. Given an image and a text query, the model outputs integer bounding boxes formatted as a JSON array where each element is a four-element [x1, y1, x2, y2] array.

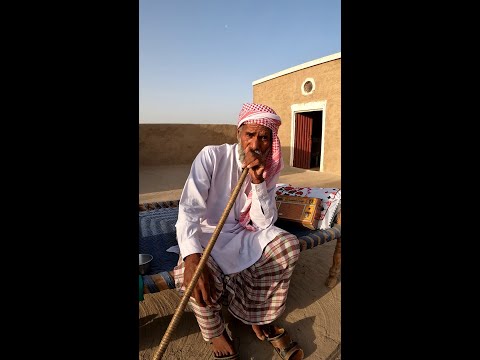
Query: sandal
[[210, 330, 240, 360], [213, 353, 240, 360], [265, 325, 304, 360], [213, 353, 239, 360]]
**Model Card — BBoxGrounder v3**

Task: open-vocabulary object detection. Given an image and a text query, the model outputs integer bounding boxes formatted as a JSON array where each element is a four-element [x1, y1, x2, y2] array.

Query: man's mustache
[[238, 142, 270, 162]]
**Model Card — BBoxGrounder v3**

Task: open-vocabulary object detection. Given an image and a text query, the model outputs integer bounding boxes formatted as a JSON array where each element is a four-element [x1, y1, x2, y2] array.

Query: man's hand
[[183, 253, 216, 307], [243, 147, 269, 184]]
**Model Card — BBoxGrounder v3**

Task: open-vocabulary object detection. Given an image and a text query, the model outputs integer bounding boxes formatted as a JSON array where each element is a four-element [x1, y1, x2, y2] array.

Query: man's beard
[[237, 139, 245, 163], [237, 139, 268, 163]]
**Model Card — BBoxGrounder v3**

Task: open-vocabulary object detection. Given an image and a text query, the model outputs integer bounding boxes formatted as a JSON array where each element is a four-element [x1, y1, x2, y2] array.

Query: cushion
[[139, 206, 180, 273], [275, 185, 341, 230]]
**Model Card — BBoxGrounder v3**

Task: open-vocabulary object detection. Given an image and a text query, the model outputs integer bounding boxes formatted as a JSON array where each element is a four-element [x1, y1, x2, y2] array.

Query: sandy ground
[[139, 165, 341, 204], [139, 165, 341, 359]]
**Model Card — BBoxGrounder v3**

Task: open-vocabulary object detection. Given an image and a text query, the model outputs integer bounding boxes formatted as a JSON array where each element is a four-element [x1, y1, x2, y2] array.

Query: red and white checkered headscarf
[[237, 103, 283, 230]]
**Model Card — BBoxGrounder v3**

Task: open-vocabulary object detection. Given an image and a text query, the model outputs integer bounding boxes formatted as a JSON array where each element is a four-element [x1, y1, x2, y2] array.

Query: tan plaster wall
[[140, 124, 238, 165], [253, 58, 341, 175]]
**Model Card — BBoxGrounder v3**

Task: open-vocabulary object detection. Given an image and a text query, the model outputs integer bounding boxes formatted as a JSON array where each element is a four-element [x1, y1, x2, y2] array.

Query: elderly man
[[173, 103, 304, 360]]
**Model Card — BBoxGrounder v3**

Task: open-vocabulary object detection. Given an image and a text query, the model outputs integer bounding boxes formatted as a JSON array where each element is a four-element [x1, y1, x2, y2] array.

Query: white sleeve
[[249, 171, 280, 229], [175, 147, 212, 259]]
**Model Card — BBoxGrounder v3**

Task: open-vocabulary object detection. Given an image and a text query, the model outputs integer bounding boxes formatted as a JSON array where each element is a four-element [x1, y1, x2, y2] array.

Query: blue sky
[[140, 0, 341, 124]]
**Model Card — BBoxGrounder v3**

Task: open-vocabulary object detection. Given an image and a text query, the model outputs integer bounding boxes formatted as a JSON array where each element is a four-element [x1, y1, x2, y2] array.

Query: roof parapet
[[252, 52, 341, 86]]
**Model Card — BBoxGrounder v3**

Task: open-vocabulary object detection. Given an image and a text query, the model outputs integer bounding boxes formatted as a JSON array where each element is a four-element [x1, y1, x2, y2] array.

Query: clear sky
[[139, 0, 341, 125]]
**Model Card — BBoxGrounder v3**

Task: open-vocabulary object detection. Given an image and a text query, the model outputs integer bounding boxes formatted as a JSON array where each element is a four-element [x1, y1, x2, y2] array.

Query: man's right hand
[[183, 253, 215, 307]]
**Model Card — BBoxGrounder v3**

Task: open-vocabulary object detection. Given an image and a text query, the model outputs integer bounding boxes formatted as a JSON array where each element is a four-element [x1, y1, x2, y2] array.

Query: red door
[[293, 113, 312, 169]]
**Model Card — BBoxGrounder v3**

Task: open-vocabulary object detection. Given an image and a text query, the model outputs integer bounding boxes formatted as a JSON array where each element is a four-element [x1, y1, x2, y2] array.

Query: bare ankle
[[209, 330, 235, 356]]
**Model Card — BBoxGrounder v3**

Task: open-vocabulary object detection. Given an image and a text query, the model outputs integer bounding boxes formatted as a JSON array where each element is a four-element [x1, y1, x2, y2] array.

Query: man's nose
[[250, 136, 260, 150]]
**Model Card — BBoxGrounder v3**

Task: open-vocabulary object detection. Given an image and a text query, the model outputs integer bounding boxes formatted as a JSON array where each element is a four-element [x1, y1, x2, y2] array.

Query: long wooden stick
[[153, 167, 249, 359]]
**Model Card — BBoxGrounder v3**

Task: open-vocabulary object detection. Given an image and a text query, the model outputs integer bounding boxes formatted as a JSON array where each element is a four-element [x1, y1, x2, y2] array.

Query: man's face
[[237, 123, 272, 161]]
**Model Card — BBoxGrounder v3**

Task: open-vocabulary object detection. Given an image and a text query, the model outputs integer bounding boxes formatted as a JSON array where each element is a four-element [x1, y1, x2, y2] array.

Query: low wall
[[140, 124, 238, 165]]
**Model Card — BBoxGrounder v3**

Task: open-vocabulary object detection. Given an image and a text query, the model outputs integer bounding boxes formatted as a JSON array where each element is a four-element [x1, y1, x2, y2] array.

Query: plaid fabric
[[173, 232, 300, 340]]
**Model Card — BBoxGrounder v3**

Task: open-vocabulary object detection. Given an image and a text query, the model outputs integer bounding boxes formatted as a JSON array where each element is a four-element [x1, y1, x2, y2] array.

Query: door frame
[[290, 100, 327, 171]]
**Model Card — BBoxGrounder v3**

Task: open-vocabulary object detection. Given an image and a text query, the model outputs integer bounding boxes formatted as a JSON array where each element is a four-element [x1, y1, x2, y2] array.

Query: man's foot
[[253, 324, 304, 359], [252, 324, 275, 341], [210, 329, 236, 358]]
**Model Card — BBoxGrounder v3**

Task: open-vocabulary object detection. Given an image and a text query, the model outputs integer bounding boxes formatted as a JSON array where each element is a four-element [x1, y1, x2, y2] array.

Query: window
[[301, 78, 315, 95]]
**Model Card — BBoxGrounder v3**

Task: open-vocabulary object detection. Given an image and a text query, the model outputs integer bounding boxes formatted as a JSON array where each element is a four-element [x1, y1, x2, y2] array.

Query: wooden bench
[[139, 200, 341, 295]]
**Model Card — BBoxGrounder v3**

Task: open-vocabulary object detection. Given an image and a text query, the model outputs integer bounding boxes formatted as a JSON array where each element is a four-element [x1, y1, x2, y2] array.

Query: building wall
[[140, 124, 238, 165], [253, 58, 341, 175]]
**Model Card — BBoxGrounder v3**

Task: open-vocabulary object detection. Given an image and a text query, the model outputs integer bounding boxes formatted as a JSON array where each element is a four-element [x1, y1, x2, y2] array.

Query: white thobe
[[175, 143, 285, 275]]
